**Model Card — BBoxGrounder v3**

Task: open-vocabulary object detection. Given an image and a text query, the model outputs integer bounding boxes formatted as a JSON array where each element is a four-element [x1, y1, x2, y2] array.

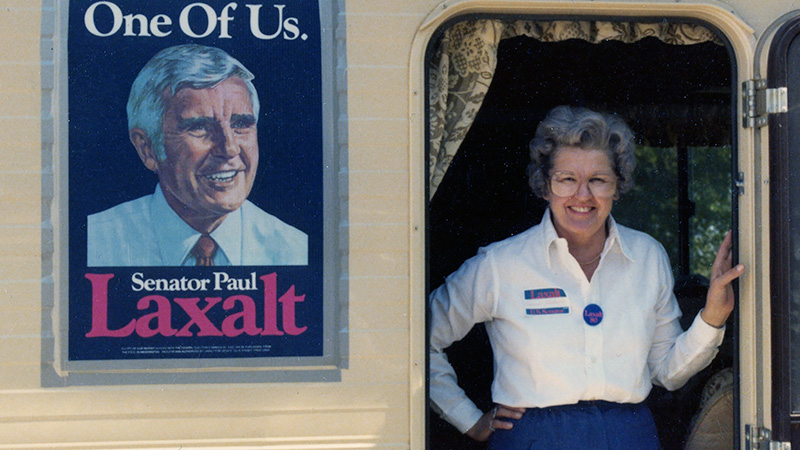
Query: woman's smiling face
[[544, 146, 617, 245]]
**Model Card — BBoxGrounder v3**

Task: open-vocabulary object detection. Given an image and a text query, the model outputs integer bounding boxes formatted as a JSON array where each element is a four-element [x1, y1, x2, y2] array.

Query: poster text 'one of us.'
[[84, 1, 307, 40]]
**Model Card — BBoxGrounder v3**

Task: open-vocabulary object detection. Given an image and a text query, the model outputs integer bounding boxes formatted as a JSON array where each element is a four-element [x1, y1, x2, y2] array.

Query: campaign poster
[[67, 1, 324, 364]]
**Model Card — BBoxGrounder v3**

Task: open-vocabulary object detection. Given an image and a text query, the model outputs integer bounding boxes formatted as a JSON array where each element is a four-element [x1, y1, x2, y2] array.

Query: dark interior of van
[[428, 33, 734, 450]]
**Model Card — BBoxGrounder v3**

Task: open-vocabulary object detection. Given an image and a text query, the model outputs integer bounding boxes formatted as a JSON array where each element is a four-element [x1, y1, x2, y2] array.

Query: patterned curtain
[[427, 20, 721, 199]]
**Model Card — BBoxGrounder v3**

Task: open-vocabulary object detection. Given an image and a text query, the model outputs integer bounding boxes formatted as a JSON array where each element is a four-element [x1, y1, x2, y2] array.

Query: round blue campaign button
[[583, 304, 603, 326]]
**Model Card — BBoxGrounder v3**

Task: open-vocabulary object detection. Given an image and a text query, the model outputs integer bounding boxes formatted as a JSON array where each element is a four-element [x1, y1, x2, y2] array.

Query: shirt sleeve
[[647, 249, 725, 391], [429, 250, 497, 433]]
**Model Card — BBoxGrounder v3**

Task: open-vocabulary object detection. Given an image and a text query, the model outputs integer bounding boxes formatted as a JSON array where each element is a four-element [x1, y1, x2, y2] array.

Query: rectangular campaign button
[[526, 307, 570, 315], [524, 288, 566, 300]]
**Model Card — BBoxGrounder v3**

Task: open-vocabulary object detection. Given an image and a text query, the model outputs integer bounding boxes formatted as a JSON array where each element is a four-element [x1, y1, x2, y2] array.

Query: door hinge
[[742, 79, 788, 128], [734, 172, 745, 196], [745, 424, 791, 450]]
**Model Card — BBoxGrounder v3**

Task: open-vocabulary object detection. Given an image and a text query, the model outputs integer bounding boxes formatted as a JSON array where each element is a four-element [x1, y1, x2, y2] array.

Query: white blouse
[[429, 211, 724, 433]]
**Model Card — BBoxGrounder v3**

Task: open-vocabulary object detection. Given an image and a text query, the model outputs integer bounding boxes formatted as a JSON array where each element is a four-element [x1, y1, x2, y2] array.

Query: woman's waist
[[491, 379, 652, 410]]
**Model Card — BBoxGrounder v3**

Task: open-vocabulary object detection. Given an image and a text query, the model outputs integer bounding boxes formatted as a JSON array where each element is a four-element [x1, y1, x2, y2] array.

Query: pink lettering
[[175, 297, 224, 337], [85, 272, 308, 338], [279, 285, 307, 335], [261, 273, 283, 336], [532, 288, 564, 299], [222, 295, 261, 337], [85, 273, 136, 337], [135, 295, 178, 337]]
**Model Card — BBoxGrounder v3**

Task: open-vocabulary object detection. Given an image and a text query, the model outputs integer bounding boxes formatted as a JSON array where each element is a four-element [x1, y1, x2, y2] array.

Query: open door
[[766, 13, 800, 449], [426, 18, 737, 450]]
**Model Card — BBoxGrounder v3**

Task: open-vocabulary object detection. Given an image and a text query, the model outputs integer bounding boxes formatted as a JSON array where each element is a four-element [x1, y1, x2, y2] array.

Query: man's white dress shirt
[[87, 185, 307, 266], [429, 211, 724, 433]]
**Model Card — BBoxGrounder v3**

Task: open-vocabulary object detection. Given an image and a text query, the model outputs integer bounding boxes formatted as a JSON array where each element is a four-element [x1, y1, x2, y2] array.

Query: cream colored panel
[[346, 0, 440, 15], [0, 1, 43, 9], [344, 356, 409, 383], [0, 363, 39, 390], [0, 92, 40, 118], [350, 277, 409, 328], [0, 202, 39, 226], [0, 172, 39, 196], [0, 7, 40, 44], [349, 146, 410, 175], [350, 299, 410, 331], [350, 330, 410, 357], [348, 119, 409, 157], [0, 337, 39, 364], [343, 5, 417, 448], [0, 256, 41, 280], [349, 251, 409, 278], [348, 170, 408, 198], [350, 224, 409, 252], [1, 281, 44, 310], [0, 119, 39, 148], [0, 62, 40, 87], [350, 196, 409, 224], [347, 67, 409, 120], [346, 15, 422, 66], [0, 229, 40, 260], [0, 310, 40, 336], [0, 141, 42, 171], [0, 383, 410, 447]]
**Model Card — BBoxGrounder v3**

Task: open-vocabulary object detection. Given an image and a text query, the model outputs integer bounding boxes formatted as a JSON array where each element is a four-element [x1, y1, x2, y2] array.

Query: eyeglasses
[[549, 172, 618, 198]]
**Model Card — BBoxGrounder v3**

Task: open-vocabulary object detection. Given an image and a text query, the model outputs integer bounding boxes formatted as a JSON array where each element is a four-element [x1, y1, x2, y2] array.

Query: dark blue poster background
[[67, 0, 324, 361]]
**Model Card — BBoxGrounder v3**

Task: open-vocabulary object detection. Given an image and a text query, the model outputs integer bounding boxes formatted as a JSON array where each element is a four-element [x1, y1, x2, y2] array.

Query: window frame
[[419, 10, 742, 450]]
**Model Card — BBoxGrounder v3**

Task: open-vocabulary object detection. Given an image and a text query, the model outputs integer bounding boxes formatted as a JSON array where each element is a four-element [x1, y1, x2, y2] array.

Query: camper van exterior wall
[[0, 0, 795, 448]]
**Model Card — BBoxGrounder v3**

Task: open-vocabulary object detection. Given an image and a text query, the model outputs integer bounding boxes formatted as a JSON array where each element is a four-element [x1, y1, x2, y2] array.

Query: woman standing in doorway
[[429, 106, 744, 449]]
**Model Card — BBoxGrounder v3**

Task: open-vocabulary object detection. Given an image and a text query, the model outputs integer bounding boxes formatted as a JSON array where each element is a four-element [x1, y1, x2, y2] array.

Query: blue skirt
[[488, 401, 661, 450]]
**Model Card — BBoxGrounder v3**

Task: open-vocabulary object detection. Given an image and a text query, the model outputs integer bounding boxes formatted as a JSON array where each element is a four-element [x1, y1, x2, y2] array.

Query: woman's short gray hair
[[527, 106, 636, 198]]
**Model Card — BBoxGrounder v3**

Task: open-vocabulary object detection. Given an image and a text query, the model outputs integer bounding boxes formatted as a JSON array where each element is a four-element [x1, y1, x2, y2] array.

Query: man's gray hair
[[527, 106, 636, 198], [127, 44, 260, 160]]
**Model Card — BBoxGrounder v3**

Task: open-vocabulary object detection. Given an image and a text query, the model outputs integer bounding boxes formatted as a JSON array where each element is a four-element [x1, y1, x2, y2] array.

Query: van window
[[427, 19, 734, 450]]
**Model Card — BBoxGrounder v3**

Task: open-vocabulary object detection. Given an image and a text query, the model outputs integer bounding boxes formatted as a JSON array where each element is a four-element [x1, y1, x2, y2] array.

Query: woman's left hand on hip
[[465, 404, 525, 442]]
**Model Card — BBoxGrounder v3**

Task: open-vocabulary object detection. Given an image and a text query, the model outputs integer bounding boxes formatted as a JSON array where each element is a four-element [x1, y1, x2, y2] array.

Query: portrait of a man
[[87, 44, 308, 267]]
